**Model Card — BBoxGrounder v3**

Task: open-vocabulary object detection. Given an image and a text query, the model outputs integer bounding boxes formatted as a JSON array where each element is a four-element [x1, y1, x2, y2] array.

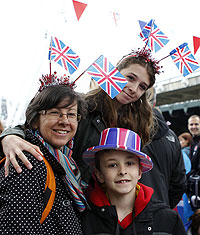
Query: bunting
[[72, 0, 87, 21], [193, 36, 200, 54]]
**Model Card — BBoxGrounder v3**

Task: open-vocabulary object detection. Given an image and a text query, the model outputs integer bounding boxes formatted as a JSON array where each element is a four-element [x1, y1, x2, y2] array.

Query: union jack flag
[[86, 55, 128, 99], [170, 42, 200, 77], [48, 37, 80, 74], [139, 19, 169, 53]]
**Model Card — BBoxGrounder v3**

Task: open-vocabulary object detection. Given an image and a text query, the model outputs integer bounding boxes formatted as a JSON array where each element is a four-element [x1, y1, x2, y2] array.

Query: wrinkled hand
[[1, 135, 43, 176]]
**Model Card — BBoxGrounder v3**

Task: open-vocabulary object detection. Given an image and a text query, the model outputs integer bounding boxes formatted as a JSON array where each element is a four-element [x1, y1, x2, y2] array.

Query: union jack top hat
[[82, 128, 153, 173]]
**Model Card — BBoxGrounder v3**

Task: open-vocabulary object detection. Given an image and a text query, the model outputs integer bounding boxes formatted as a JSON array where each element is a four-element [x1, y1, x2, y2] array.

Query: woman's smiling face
[[38, 99, 78, 149], [116, 63, 150, 105]]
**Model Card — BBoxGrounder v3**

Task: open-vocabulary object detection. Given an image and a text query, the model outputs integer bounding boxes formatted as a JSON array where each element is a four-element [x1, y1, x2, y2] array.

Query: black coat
[[73, 109, 106, 183], [81, 196, 186, 235], [140, 108, 187, 208], [189, 135, 200, 172]]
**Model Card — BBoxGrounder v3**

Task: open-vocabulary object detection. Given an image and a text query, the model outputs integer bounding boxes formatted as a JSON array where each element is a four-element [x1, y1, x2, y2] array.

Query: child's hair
[[95, 149, 113, 170]]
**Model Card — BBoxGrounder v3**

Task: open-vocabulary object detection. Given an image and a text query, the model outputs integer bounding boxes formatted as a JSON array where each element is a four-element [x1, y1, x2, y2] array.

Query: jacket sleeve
[[0, 124, 25, 139], [0, 125, 26, 154], [0, 153, 46, 234], [168, 130, 187, 208], [172, 213, 187, 235], [141, 128, 187, 209]]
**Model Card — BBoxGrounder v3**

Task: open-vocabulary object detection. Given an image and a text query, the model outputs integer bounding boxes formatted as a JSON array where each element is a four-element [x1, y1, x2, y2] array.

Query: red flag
[[193, 36, 200, 54], [72, 0, 87, 21]]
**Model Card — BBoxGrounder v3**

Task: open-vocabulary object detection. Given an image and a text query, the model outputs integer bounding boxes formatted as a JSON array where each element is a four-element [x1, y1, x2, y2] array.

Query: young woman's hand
[[1, 135, 43, 176]]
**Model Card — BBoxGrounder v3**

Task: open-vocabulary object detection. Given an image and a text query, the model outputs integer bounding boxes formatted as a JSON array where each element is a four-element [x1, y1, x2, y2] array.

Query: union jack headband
[[38, 71, 76, 92], [117, 48, 162, 75], [83, 128, 153, 173]]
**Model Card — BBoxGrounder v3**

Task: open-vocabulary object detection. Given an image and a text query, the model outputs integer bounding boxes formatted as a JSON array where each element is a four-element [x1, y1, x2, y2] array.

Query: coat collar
[[89, 181, 154, 218]]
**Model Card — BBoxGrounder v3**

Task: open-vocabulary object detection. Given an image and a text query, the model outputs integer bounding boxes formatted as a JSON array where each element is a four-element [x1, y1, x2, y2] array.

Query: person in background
[[81, 127, 186, 235], [186, 115, 200, 210], [0, 48, 158, 184], [0, 74, 88, 234], [188, 115, 200, 173], [177, 132, 193, 225], [179, 132, 193, 159], [178, 132, 192, 175], [139, 87, 187, 209]]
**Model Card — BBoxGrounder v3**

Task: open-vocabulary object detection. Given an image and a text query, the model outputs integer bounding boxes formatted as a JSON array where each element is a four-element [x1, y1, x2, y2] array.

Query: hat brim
[[82, 144, 153, 173]]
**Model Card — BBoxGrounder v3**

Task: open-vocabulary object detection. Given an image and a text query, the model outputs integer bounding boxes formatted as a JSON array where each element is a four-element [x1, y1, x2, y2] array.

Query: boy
[[81, 128, 186, 234]]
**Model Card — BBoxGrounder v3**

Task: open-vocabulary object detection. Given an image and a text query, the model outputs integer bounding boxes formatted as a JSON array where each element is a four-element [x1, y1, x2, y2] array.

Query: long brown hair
[[86, 54, 158, 148], [86, 88, 155, 148]]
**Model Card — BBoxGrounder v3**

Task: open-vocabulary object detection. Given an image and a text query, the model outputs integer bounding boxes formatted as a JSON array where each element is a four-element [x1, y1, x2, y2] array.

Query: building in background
[[156, 72, 200, 136]]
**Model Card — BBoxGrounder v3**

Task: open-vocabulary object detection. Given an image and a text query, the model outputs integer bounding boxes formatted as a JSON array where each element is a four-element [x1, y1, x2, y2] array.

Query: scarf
[[34, 130, 87, 212]]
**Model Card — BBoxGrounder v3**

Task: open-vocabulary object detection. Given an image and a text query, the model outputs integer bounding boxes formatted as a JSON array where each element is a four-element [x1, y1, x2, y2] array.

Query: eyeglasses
[[39, 110, 81, 122]]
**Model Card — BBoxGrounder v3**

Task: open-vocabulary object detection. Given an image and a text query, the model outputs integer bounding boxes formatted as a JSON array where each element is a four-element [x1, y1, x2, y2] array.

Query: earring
[[68, 138, 74, 149]]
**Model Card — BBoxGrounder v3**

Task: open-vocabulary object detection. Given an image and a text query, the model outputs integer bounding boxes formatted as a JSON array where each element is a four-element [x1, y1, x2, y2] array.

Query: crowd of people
[[0, 48, 199, 234]]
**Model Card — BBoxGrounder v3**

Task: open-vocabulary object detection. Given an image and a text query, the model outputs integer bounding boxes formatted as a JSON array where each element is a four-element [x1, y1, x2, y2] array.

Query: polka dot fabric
[[0, 130, 83, 234]]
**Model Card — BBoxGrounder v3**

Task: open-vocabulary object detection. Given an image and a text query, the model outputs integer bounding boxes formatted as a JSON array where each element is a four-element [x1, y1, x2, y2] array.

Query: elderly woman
[[0, 81, 87, 234]]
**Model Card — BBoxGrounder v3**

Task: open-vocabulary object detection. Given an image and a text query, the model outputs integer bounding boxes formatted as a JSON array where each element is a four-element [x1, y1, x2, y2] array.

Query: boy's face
[[95, 150, 142, 199]]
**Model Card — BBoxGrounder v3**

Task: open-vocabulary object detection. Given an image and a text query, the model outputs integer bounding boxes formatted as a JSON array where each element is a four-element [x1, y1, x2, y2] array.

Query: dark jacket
[[81, 182, 186, 235], [186, 135, 200, 208], [73, 109, 106, 183], [140, 108, 187, 209], [0, 130, 83, 235], [189, 135, 200, 172]]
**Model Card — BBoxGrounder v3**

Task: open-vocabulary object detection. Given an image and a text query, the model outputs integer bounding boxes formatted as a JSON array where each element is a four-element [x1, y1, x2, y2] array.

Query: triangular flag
[[72, 0, 87, 21], [193, 36, 200, 54], [138, 20, 147, 30]]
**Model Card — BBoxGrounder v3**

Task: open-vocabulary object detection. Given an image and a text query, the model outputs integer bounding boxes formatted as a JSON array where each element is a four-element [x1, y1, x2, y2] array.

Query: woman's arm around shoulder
[[0, 125, 43, 176]]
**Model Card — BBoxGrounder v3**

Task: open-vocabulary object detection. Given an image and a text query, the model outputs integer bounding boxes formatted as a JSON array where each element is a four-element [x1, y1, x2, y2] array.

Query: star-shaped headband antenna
[[117, 48, 162, 75], [38, 71, 76, 92]]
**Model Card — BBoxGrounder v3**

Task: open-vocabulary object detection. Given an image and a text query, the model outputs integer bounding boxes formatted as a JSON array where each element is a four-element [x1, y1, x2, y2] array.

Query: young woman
[[0, 49, 159, 182]]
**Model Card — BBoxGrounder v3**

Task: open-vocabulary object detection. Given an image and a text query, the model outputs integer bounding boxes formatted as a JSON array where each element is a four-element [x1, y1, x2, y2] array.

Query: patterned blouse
[[0, 131, 83, 235]]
